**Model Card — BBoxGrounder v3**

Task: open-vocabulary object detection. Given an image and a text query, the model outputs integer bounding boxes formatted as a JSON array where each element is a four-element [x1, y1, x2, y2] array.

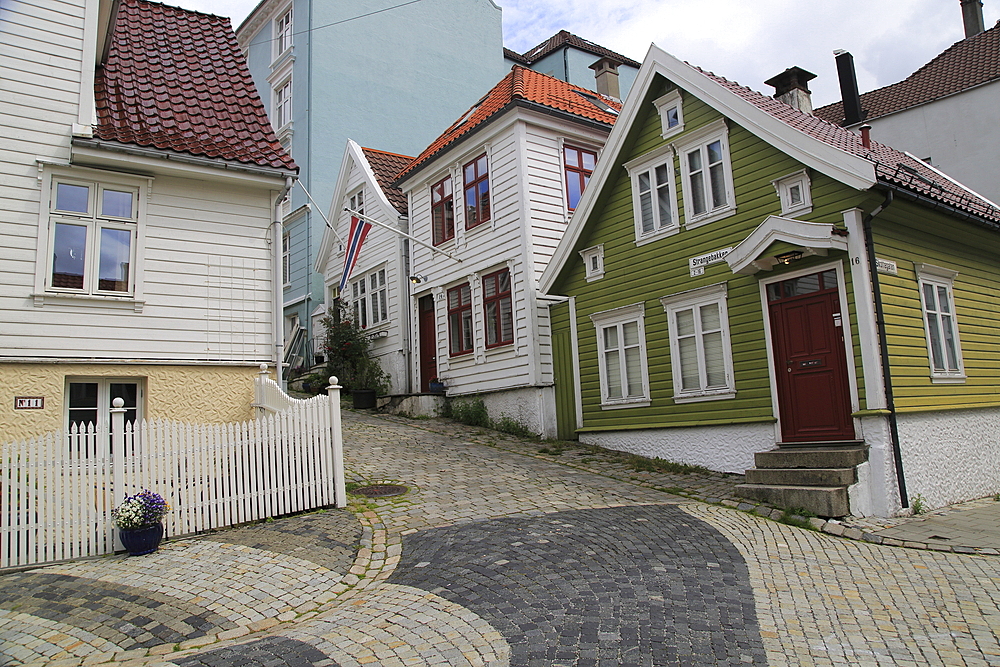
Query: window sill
[[634, 226, 680, 247], [930, 375, 966, 384], [584, 272, 605, 283], [269, 49, 294, 72], [672, 389, 736, 404], [485, 342, 515, 353], [684, 206, 737, 230], [781, 205, 813, 217], [600, 398, 650, 410], [33, 292, 144, 313]]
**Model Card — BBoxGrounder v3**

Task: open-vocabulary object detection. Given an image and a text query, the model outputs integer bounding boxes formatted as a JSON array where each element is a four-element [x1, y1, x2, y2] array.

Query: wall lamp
[[409, 274, 429, 284], [775, 250, 804, 265]]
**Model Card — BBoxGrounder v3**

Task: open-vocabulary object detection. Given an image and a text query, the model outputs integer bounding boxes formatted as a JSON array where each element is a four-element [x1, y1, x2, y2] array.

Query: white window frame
[[653, 89, 684, 140], [281, 230, 291, 286], [352, 266, 388, 330], [65, 376, 145, 435], [35, 169, 149, 309], [273, 77, 292, 131], [625, 145, 679, 246], [915, 263, 965, 383], [675, 118, 736, 229], [273, 6, 293, 59], [579, 244, 605, 282], [348, 189, 365, 217], [772, 169, 812, 216], [660, 283, 736, 403], [590, 302, 650, 409]]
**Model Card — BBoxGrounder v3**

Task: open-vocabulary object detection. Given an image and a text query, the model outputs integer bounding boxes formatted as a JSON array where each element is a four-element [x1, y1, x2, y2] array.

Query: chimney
[[764, 66, 817, 115], [961, 0, 986, 37], [834, 50, 866, 126], [589, 57, 622, 100]]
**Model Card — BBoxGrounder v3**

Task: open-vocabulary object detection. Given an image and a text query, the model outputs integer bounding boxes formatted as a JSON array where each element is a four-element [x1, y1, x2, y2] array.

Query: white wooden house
[[0, 0, 296, 442], [315, 142, 412, 393], [392, 66, 619, 435]]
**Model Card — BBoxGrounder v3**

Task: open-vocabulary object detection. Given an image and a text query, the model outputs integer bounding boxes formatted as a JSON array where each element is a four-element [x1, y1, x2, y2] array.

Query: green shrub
[[320, 301, 390, 394]]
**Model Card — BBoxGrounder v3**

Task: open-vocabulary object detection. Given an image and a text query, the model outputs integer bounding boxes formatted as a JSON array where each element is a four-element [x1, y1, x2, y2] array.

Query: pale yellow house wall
[[0, 363, 272, 441]]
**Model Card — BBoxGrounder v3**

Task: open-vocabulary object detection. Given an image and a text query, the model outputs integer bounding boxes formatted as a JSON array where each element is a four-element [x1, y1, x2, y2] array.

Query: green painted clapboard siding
[[553, 74, 871, 432], [871, 198, 1000, 412], [550, 300, 579, 440]]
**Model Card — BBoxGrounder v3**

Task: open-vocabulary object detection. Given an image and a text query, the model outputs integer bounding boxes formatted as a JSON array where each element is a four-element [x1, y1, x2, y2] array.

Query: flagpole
[[296, 180, 345, 246], [344, 208, 462, 262]]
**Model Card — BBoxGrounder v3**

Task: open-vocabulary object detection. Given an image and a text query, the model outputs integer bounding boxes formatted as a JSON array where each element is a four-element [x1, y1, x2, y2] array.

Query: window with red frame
[[463, 154, 490, 228], [564, 146, 597, 211], [447, 283, 473, 356], [431, 177, 455, 245], [483, 269, 513, 348]]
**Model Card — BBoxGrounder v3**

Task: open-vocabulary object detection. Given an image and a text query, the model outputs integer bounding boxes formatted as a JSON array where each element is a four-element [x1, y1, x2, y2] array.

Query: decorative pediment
[[726, 215, 849, 275]]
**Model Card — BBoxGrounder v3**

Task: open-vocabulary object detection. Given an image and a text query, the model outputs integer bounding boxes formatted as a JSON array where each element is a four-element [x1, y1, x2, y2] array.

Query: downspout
[[563, 46, 569, 83], [273, 176, 295, 388], [861, 190, 908, 509]]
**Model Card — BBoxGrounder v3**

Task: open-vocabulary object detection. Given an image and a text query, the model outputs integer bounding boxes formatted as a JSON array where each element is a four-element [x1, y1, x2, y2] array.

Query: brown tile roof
[[814, 23, 1000, 126], [698, 66, 1000, 224], [514, 30, 641, 69], [503, 47, 531, 65], [361, 147, 412, 214], [396, 66, 620, 182], [94, 0, 296, 171]]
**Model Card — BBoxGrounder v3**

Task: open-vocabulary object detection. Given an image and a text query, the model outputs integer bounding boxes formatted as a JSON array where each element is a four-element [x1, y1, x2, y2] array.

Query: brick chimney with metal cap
[[765, 66, 817, 115], [589, 57, 622, 100], [961, 0, 986, 37]]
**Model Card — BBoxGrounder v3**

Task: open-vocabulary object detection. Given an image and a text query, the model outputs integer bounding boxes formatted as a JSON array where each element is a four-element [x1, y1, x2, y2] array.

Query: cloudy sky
[[180, 0, 997, 108]]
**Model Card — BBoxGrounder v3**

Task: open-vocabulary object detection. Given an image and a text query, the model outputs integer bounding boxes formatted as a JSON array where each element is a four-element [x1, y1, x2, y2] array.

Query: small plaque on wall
[[875, 258, 898, 276], [15, 397, 44, 410]]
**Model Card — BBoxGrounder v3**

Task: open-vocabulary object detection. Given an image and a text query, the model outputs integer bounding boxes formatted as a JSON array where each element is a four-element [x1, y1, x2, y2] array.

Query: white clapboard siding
[[1, 378, 344, 569]]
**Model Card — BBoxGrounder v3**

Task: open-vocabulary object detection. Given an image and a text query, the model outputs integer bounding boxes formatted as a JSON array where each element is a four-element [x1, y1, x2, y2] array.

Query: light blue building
[[237, 0, 639, 377]]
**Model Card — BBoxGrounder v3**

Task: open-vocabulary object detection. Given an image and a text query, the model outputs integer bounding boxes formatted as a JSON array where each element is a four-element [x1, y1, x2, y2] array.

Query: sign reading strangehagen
[[689, 247, 733, 277]]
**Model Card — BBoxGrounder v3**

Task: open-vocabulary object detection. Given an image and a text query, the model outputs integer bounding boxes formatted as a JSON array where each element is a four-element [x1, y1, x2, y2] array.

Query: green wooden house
[[539, 45, 1000, 518]]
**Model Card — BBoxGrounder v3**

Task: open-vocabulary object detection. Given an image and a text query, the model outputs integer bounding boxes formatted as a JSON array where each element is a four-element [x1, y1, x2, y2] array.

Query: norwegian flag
[[339, 216, 372, 293]]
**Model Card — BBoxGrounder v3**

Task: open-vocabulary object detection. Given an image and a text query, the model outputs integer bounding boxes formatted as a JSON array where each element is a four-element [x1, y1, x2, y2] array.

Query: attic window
[[453, 94, 489, 129], [772, 170, 812, 216], [572, 90, 619, 115], [653, 90, 684, 139]]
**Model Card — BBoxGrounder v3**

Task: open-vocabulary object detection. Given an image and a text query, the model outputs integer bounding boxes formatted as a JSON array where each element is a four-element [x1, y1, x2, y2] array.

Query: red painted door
[[418, 295, 437, 393], [767, 269, 855, 442]]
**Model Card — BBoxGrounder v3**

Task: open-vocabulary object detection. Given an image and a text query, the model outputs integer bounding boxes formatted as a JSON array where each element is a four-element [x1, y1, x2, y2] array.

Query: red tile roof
[[361, 148, 412, 215], [396, 66, 620, 182], [94, 0, 296, 171], [514, 30, 641, 69], [814, 23, 1000, 125], [698, 66, 1000, 224]]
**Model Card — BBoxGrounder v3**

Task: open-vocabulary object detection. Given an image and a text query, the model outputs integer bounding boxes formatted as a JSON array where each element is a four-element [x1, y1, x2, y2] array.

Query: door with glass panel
[[766, 270, 854, 442]]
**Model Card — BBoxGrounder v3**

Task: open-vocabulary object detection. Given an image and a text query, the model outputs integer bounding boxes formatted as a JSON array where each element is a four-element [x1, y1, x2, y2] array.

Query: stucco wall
[[453, 386, 557, 438], [579, 422, 775, 474], [0, 363, 263, 442], [896, 407, 1000, 510]]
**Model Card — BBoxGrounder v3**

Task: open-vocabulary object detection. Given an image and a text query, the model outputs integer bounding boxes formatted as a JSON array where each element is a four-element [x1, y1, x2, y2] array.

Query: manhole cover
[[352, 484, 408, 498]]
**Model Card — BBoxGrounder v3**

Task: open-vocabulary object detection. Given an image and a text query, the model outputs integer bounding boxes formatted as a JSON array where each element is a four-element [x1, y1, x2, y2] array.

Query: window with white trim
[[66, 377, 143, 435], [274, 7, 293, 57], [349, 189, 364, 216], [772, 170, 812, 216], [579, 244, 604, 282], [590, 303, 650, 407], [563, 145, 597, 211], [447, 282, 473, 356], [915, 264, 965, 382], [627, 148, 678, 243], [660, 283, 736, 402], [351, 267, 387, 329], [675, 119, 735, 227], [654, 89, 684, 139], [281, 230, 291, 285], [273, 78, 292, 129], [46, 177, 141, 296]]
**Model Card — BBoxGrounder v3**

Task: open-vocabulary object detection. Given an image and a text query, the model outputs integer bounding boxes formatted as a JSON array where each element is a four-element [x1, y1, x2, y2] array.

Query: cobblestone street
[[3, 410, 1000, 666]]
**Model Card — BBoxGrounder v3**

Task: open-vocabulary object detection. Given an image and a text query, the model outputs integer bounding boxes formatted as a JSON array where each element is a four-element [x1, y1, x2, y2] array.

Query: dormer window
[[772, 170, 812, 216], [579, 245, 605, 281], [654, 89, 684, 139]]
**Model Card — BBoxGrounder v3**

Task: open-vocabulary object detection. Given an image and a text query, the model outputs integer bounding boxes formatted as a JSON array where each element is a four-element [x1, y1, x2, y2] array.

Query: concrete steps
[[735, 442, 868, 518]]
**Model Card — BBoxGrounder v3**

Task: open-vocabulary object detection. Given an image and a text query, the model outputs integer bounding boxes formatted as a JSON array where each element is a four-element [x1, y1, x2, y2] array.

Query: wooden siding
[[551, 75, 873, 432], [873, 200, 1000, 412]]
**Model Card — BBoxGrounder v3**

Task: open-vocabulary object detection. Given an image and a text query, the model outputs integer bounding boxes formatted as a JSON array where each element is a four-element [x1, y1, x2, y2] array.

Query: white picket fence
[[0, 373, 346, 569]]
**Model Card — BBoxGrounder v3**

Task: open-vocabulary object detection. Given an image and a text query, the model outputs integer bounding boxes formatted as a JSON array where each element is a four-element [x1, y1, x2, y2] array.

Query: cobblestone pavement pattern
[[2, 411, 1000, 666]]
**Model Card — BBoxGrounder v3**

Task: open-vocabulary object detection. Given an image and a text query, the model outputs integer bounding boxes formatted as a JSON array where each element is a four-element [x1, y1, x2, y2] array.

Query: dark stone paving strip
[[175, 636, 338, 667], [199, 508, 361, 573], [0, 572, 235, 650], [391, 505, 766, 667]]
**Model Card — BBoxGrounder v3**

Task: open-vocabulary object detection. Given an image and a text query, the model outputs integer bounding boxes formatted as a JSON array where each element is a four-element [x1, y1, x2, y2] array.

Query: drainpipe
[[273, 176, 294, 388], [861, 190, 908, 509]]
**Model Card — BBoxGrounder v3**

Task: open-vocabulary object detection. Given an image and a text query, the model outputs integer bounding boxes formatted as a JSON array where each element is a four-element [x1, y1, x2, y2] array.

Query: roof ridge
[[361, 147, 415, 160]]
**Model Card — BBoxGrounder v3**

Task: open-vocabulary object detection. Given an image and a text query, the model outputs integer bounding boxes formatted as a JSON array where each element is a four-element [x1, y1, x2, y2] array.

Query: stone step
[[754, 446, 868, 470], [744, 467, 857, 487], [734, 484, 850, 518]]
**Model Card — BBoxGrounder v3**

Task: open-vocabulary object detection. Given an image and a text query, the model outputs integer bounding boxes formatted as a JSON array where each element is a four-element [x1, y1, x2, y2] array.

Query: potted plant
[[321, 301, 390, 408], [428, 377, 445, 393], [112, 490, 170, 556]]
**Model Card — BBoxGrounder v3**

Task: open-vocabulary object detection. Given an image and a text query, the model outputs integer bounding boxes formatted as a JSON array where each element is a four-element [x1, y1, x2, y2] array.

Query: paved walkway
[[2, 411, 1000, 666]]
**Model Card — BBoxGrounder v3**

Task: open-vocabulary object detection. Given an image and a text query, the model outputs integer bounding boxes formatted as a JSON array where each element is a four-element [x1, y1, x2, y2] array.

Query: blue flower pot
[[119, 523, 164, 556]]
